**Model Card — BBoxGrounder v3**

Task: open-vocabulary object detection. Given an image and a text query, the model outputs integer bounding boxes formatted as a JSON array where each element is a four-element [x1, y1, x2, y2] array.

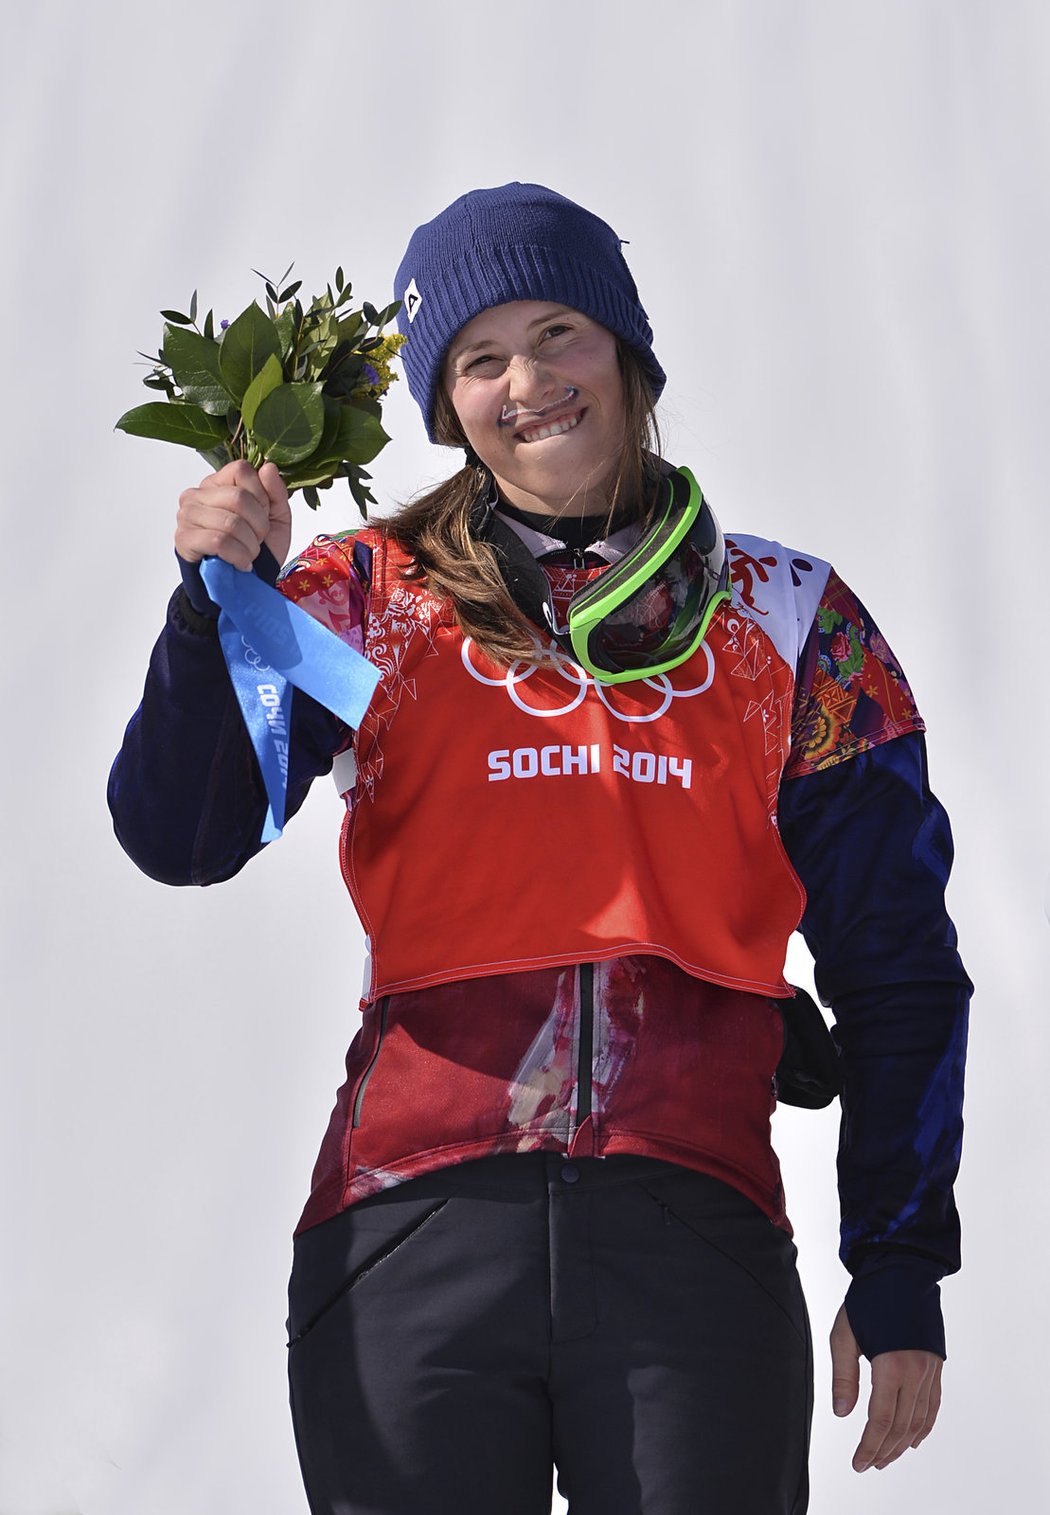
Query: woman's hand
[[830, 1304, 943, 1472], [176, 459, 292, 572]]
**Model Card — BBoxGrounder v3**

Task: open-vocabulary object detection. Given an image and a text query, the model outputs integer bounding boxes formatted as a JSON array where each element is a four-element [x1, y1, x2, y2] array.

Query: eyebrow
[[449, 336, 496, 361]]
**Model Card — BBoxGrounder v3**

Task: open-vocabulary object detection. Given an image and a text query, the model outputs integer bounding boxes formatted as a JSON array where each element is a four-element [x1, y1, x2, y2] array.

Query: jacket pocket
[[351, 997, 388, 1128]]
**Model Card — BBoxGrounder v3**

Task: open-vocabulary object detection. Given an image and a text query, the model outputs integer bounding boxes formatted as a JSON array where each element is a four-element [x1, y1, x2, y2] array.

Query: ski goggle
[[559, 465, 730, 682], [484, 466, 731, 684]]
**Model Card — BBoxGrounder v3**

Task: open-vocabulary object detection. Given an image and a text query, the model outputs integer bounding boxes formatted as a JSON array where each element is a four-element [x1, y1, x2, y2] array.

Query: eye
[[541, 323, 572, 341], [465, 352, 501, 373]]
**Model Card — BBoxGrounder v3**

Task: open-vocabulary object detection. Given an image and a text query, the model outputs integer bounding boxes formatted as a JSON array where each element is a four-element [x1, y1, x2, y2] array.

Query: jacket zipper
[[576, 963, 595, 1130], [351, 998, 388, 1128]]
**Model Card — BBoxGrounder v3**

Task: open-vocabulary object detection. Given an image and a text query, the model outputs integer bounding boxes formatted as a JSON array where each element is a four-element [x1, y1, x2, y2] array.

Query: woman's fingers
[[830, 1307, 944, 1473], [256, 461, 293, 566], [176, 460, 277, 570], [852, 1350, 943, 1471]]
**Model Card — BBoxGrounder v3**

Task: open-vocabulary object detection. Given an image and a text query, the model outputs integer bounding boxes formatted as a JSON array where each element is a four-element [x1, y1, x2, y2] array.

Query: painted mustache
[[498, 386, 580, 427]]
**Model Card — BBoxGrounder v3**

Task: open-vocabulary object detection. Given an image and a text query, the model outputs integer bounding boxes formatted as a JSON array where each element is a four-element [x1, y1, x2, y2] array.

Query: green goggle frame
[[562, 465, 730, 683], [481, 465, 731, 685]]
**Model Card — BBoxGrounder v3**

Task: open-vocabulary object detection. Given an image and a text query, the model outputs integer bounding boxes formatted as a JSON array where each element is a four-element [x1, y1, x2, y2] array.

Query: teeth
[[520, 413, 581, 443]]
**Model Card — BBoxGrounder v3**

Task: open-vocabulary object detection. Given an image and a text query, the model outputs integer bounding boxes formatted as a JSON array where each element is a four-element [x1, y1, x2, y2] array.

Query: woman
[[109, 183, 970, 1515]]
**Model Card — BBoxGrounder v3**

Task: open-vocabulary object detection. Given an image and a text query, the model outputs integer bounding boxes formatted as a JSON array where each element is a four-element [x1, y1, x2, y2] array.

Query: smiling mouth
[[500, 385, 581, 440], [517, 410, 583, 444]]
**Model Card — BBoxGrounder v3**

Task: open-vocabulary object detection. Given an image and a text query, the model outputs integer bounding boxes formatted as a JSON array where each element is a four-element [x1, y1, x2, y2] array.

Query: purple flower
[[220, 318, 229, 330], [361, 362, 379, 385]]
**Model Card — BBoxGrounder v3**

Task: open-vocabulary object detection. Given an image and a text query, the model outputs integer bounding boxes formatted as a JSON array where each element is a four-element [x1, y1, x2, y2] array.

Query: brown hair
[[377, 345, 664, 667]]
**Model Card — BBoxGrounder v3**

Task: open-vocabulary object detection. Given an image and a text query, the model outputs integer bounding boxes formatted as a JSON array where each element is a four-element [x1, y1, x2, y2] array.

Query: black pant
[[287, 1154, 812, 1514]]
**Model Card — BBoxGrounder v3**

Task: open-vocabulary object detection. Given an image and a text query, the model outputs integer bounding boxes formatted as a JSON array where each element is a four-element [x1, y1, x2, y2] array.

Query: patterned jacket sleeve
[[777, 570, 971, 1360], [108, 537, 365, 885]]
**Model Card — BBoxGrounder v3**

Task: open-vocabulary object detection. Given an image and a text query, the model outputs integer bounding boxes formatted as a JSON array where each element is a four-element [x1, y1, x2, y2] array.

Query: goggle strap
[[478, 505, 564, 640], [477, 468, 720, 680], [566, 467, 703, 626], [477, 467, 681, 638]]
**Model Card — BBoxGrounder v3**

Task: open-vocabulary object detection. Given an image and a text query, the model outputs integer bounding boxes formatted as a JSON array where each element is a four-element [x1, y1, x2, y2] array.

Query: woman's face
[[443, 301, 626, 517]]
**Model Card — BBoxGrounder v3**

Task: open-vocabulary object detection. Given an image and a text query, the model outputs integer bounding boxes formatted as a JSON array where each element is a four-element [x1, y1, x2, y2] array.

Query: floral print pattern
[[785, 570, 924, 777]]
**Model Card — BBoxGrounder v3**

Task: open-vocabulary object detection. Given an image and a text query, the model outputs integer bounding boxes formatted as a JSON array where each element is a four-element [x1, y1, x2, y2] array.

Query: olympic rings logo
[[240, 635, 274, 676], [460, 636, 715, 724]]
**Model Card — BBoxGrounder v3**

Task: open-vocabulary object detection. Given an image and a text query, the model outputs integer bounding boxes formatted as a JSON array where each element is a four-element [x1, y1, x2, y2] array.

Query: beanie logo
[[403, 277, 422, 323]]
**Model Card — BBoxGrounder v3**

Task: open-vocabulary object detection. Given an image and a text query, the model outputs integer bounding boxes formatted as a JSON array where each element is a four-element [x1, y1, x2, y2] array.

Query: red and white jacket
[[277, 520, 924, 1236]]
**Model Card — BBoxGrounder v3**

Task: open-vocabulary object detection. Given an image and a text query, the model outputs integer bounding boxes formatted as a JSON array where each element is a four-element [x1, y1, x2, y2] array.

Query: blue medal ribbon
[[200, 557, 380, 842]]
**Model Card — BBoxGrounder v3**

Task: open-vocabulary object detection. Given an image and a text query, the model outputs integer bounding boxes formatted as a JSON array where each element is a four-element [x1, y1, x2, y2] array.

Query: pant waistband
[[364, 1151, 718, 1201]]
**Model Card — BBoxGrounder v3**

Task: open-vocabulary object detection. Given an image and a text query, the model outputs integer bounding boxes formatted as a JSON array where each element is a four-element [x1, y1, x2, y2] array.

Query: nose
[[504, 351, 558, 412]]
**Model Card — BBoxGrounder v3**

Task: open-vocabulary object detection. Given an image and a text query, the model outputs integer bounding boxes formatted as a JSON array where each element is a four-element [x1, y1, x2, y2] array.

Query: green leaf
[[280, 408, 349, 483], [358, 399, 385, 427], [319, 350, 364, 400], [162, 325, 231, 414], [337, 311, 366, 346], [249, 382, 325, 466], [160, 308, 192, 324], [285, 397, 345, 471], [218, 302, 283, 403], [336, 407, 389, 465], [240, 352, 284, 432], [278, 279, 302, 302], [198, 443, 232, 471], [189, 288, 198, 323], [283, 460, 340, 489], [311, 395, 343, 459], [275, 305, 297, 359], [115, 401, 228, 450], [346, 464, 376, 516]]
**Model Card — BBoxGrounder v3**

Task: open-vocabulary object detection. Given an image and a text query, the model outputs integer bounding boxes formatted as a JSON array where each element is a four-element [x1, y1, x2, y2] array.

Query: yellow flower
[[352, 333, 407, 399]]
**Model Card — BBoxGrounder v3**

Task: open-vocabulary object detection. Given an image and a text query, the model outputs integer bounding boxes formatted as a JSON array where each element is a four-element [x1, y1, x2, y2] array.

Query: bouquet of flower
[[116, 266, 404, 513]]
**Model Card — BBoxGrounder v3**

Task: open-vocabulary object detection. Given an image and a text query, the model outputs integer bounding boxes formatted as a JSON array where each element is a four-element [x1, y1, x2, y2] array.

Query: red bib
[[341, 533, 804, 1001]]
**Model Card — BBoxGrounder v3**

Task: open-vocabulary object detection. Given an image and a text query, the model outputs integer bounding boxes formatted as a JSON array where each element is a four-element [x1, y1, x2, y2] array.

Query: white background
[[2, 2, 1047, 1511]]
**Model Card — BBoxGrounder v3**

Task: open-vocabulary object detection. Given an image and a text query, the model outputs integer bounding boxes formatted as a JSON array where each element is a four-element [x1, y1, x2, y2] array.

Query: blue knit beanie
[[394, 182, 666, 442]]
